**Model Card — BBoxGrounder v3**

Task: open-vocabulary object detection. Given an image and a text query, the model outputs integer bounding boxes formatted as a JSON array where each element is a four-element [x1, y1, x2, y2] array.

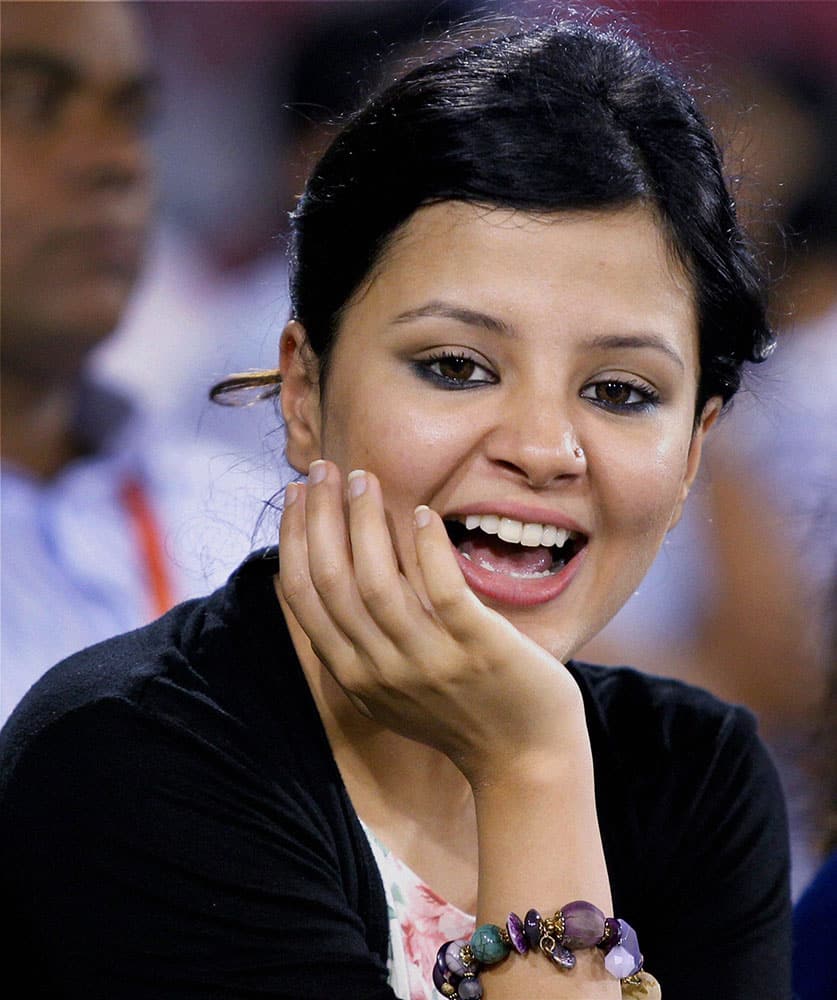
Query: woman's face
[[281, 202, 719, 661]]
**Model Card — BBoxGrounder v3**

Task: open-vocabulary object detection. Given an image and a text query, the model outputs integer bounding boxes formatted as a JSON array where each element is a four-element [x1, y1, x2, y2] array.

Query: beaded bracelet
[[432, 900, 661, 999]]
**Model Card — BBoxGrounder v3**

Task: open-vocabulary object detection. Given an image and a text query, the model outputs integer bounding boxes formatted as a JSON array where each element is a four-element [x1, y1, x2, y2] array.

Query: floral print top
[[361, 820, 476, 1000]]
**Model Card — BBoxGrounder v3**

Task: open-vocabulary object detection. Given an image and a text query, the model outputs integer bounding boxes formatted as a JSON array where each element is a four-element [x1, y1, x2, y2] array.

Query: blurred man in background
[[2, 0, 155, 480], [1, 1, 264, 724]]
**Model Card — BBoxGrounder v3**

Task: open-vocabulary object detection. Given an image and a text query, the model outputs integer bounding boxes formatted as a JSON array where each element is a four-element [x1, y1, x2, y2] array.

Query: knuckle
[[356, 573, 397, 611], [309, 559, 344, 595], [430, 583, 467, 618], [341, 669, 377, 702], [279, 565, 309, 605], [433, 591, 485, 643]]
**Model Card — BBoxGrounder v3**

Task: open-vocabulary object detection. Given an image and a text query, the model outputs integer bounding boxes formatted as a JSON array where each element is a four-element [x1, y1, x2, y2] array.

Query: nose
[[63, 103, 152, 194], [484, 391, 586, 489]]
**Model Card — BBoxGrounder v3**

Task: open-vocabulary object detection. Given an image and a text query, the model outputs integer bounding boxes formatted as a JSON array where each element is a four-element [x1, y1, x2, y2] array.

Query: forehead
[[359, 202, 696, 329], [1, 1, 150, 81], [332, 200, 702, 386]]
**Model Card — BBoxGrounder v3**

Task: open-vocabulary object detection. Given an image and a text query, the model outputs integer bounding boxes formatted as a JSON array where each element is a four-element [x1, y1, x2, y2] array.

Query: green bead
[[470, 923, 511, 965]]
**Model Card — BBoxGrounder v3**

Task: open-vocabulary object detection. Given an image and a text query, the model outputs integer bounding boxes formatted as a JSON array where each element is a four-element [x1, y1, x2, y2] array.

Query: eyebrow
[[391, 301, 513, 336], [1, 49, 158, 96], [1, 51, 81, 85], [583, 334, 686, 371], [391, 300, 686, 370]]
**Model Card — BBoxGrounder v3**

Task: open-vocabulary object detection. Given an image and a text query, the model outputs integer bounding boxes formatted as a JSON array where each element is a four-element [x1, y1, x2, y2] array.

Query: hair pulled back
[[219, 20, 774, 412]]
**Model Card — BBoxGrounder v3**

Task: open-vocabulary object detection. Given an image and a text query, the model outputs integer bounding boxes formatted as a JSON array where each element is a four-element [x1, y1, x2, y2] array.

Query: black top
[[0, 550, 791, 999]]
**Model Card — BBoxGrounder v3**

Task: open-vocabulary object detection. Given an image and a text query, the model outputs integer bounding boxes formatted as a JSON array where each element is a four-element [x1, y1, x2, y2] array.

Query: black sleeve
[[0, 699, 398, 1000], [640, 706, 792, 1000]]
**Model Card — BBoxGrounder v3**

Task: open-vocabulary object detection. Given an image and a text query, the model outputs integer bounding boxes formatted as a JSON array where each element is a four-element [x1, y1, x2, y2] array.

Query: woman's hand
[[278, 460, 589, 788], [281, 461, 617, 998]]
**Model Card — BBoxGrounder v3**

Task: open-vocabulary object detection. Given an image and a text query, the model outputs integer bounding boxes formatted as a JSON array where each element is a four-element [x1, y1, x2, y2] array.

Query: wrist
[[467, 720, 595, 801], [433, 903, 655, 1000]]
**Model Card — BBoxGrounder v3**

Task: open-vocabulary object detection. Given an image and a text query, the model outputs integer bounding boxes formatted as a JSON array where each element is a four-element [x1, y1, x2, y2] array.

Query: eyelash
[[413, 350, 496, 389], [413, 352, 661, 413], [579, 378, 661, 413]]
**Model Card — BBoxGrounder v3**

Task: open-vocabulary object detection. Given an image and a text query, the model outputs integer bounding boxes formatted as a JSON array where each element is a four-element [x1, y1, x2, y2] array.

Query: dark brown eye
[[436, 356, 476, 381], [580, 378, 658, 412], [416, 352, 495, 388], [1, 70, 68, 128], [595, 381, 633, 405]]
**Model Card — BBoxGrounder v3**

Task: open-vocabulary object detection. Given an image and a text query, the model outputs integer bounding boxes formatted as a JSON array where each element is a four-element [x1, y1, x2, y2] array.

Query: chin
[[480, 604, 584, 664]]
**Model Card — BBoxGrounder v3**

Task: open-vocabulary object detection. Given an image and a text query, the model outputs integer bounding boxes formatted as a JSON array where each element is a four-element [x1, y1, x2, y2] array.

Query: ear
[[668, 396, 723, 531], [279, 320, 322, 474]]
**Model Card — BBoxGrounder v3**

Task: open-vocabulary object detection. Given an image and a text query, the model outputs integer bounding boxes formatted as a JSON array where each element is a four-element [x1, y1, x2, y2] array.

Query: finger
[[412, 504, 494, 643], [278, 480, 357, 671], [281, 479, 392, 704], [303, 461, 393, 657], [345, 470, 426, 640], [413, 505, 569, 671]]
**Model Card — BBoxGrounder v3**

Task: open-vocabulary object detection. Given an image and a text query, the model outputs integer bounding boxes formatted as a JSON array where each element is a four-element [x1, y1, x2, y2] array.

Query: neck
[[275, 578, 478, 908], [1, 369, 84, 480], [285, 589, 472, 816]]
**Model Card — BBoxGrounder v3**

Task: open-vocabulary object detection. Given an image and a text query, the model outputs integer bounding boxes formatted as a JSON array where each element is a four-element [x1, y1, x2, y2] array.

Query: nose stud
[[573, 446, 585, 460]]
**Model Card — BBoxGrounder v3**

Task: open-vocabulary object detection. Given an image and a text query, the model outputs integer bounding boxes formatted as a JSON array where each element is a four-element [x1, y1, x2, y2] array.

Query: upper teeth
[[463, 514, 574, 548]]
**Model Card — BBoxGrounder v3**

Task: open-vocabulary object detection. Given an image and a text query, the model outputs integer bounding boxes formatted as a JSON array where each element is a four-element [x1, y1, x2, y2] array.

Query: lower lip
[[452, 543, 587, 607]]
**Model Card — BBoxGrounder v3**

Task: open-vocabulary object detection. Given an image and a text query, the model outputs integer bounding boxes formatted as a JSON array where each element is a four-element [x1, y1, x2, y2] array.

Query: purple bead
[[560, 900, 606, 949], [506, 912, 529, 955], [603, 944, 641, 979], [436, 942, 452, 977], [619, 920, 642, 970], [444, 939, 474, 976], [434, 942, 463, 994], [603, 919, 643, 978], [545, 939, 577, 969], [432, 960, 450, 993], [524, 908, 542, 949], [458, 976, 484, 1000], [600, 916, 621, 953]]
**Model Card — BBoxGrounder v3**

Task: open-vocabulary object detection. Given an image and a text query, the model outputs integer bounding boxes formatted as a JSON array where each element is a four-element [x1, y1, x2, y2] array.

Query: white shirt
[[1, 385, 280, 724]]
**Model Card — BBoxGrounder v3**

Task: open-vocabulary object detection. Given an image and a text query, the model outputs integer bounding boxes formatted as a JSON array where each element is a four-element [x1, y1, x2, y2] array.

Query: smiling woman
[[279, 203, 710, 651], [0, 15, 790, 1000]]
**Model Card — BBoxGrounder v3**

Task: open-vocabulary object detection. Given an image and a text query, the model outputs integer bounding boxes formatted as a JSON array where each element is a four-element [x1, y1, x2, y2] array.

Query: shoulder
[[0, 550, 289, 783], [0, 548, 352, 884], [0, 593, 210, 776], [569, 659, 758, 756], [569, 660, 786, 858]]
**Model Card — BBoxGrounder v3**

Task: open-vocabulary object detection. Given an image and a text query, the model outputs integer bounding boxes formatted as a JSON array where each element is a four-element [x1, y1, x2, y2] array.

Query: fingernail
[[347, 469, 367, 499], [308, 460, 327, 485], [284, 482, 300, 507], [414, 505, 431, 529]]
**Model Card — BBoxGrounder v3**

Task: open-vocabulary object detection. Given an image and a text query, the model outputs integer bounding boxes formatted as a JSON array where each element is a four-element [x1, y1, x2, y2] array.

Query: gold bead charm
[[620, 970, 662, 999]]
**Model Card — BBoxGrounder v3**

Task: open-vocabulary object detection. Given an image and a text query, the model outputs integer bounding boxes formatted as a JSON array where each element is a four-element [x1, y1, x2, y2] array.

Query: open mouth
[[444, 514, 586, 579]]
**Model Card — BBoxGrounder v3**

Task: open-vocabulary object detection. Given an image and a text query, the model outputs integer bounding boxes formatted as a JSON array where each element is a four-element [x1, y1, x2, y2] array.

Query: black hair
[[217, 18, 774, 413], [279, 0, 474, 142]]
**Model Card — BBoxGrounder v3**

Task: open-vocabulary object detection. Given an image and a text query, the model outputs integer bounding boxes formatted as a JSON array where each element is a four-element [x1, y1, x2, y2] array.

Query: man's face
[[1, 1, 156, 380]]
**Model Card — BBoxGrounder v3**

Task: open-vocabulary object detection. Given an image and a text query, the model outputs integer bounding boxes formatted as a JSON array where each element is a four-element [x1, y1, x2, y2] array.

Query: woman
[[0, 20, 791, 1000]]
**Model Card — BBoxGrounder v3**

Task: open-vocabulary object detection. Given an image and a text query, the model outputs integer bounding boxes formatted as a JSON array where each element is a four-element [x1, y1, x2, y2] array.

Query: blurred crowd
[[1, 1, 834, 989]]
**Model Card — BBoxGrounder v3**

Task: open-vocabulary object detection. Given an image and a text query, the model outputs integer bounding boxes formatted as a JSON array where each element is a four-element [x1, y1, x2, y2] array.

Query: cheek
[[1, 150, 55, 227], [597, 430, 692, 540], [0, 203, 35, 278], [324, 386, 468, 493]]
